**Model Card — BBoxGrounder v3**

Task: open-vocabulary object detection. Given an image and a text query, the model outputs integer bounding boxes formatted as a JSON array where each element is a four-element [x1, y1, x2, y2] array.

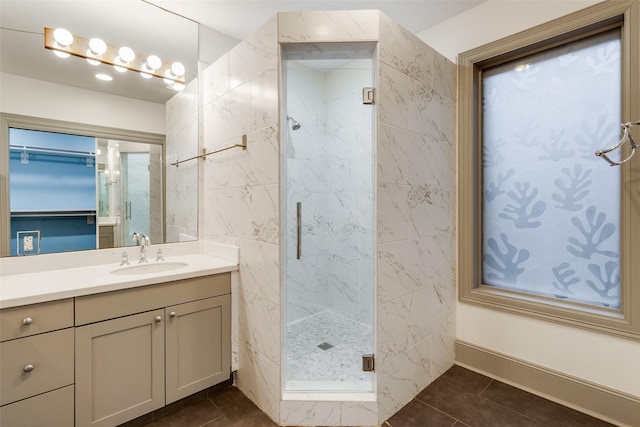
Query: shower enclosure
[[282, 44, 376, 394]]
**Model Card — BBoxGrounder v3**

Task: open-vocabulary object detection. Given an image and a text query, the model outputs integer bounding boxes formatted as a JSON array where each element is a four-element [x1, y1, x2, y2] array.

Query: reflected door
[[122, 152, 150, 245]]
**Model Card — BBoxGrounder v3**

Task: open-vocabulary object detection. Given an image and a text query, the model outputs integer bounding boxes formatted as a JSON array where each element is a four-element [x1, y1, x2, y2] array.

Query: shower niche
[[282, 43, 376, 395]]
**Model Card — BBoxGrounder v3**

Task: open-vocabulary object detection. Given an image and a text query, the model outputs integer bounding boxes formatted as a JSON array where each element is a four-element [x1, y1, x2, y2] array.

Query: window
[[458, 0, 640, 339]]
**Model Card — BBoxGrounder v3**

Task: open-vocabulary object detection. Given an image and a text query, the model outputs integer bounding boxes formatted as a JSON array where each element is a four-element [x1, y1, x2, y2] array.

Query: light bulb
[[53, 28, 73, 47], [54, 50, 70, 59], [86, 51, 100, 65], [114, 58, 127, 72], [170, 62, 185, 77], [168, 82, 185, 91], [146, 54, 161, 70], [140, 71, 152, 79], [89, 37, 107, 55], [118, 46, 135, 63]]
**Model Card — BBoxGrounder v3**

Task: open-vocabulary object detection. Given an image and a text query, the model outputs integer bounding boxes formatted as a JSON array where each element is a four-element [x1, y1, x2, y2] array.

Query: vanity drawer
[[0, 385, 74, 426], [0, 298, 74, 342], [75, 273, 231, 325], [0, 328, 74, 406]]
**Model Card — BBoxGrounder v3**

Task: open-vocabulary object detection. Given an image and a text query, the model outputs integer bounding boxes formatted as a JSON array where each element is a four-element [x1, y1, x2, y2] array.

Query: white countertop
[[0, 241, 239, 309]]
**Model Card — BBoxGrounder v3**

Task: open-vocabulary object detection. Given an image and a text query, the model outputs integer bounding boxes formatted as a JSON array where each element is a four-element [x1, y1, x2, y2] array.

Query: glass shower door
[[283, 49, 375, 394], [121, 152, 150, 246]]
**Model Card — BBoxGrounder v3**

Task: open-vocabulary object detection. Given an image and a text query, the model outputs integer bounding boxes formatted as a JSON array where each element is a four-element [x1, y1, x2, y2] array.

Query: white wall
[[418, 0, 640, 399], [0, 73, 165, 134]]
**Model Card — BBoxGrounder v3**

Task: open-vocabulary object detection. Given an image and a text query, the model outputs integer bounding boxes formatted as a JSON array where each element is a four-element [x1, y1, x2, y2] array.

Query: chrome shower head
[[287, 115, 301, 130]]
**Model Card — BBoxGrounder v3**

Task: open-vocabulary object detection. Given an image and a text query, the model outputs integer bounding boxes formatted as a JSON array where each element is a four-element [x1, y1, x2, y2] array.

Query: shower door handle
[[126, 201, 132, 219], [296, 202, 302, 259]]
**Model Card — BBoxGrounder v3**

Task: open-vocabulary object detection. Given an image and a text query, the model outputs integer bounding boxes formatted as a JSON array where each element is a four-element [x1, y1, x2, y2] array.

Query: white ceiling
[[0, 0, 485, 104]]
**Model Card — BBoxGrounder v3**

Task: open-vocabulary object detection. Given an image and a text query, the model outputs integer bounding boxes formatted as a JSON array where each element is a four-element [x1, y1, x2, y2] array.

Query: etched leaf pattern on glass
[[481, 30, 621, 308]]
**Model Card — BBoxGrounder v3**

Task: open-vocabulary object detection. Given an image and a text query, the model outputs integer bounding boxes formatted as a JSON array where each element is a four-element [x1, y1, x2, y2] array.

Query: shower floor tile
[[285, 310, 374, 392]]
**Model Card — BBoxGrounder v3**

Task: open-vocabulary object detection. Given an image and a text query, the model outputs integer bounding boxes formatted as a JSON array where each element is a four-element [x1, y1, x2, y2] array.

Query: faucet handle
[[142, 234, 150, 246], [132, 232, 141, 245], [156, 248, 164, 262]]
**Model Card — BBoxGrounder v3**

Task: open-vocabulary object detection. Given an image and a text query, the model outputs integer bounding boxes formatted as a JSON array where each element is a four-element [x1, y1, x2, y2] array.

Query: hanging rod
[[595, 120, 640, 166], [9, 145, 96, 158], [170, 135, 247, 167]]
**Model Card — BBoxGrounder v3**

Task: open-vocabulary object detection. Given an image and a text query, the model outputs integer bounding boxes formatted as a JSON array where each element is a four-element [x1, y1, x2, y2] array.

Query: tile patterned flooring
[[128, 365, 616, 427], [286, 310, 374, 392]]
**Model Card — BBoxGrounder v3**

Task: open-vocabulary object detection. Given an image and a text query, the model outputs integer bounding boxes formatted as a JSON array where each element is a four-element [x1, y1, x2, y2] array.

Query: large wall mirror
[[0, 1, 200, 257]]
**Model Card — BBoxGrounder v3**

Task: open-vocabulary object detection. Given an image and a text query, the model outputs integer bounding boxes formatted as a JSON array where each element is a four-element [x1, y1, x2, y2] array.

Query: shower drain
[[317, 342, 334, 351]]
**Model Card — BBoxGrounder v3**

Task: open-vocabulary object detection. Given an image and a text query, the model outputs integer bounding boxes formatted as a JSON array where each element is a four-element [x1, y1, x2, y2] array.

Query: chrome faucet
[[156, 247, 164, 262], [139, 234, 150, 263]]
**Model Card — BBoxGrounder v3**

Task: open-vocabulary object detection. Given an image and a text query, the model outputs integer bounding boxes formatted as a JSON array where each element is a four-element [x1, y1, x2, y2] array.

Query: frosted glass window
[[482, 30, 621, 308]]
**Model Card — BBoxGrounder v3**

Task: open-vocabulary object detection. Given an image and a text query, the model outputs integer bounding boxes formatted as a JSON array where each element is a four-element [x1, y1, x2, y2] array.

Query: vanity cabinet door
[[165, 294, 231, 404], [75, 309, 165, 427]]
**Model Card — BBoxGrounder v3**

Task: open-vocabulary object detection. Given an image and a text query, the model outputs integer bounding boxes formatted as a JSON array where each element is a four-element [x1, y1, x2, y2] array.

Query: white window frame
[[457, 0, 640, 339]]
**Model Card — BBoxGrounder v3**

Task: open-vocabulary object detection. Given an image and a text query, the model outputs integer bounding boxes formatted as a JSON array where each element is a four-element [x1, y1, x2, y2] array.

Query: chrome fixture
[[120, 251, 130, 266], [156, 248, 164, 262], [287, 115, 301, 130], [595, 120, 640, 166], [132, 232, 141, 245], [139, 234, 150, 263]]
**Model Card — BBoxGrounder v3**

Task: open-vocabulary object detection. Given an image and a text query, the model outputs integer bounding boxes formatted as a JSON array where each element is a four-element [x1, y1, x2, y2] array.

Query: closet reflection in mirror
[[8, 128, 162, 256]]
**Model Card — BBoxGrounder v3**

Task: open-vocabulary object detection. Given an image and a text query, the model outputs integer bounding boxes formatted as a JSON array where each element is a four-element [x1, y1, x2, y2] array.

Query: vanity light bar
[[43, 26, 185, 84]]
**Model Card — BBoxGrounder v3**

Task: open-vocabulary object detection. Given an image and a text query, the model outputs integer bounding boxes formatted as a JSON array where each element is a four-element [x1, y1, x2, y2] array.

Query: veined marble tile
[[228, 125, 279, 188], [229, 16, 278, 89], [278, 10, 380, 43], [377, 124, 455, 190], [377, 183, 411, 243], [378, 236, 455, 304], [237, 290, 281, 365], [249, 184, 279, 244], [203, 81, 251, 148], [237, 341, 280, 423], [251, 68, 279, 133], [431, 277, 456, 379], [341, 402, 378, 427], [166, 110, 198, 162], [165, 159, 198, 193], [166, 77, 198, 132], [238, 239, 280, 304], [432, 49, 457, 103], [202, 187, 252, 241], [378, 63, 410, 130], [165, 189, 197, 229], [203, 148, 230, 190], [409, 77, 455, 144], [202, 53, 230, 106], [377, 284, 441, 364], [379, 13, 433, 85], [280, 401, 341, 426], [377, 337, 433, 423], [407, 186, 454, 239]]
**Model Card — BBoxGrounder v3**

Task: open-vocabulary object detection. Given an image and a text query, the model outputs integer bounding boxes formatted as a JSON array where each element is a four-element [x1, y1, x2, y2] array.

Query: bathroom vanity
[[0, 244, 237, 427]]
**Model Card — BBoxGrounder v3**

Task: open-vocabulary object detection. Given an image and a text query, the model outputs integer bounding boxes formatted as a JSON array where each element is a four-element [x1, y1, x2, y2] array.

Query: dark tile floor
[[124, 365, 615, 427]]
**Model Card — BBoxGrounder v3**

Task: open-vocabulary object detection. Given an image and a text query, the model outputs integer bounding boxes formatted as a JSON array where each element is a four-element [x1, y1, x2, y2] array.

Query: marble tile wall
[[199, 16, 282, 424], [165, 78, 199, 242], [376, 13, 457, 423], [167, 9, 455, 427]]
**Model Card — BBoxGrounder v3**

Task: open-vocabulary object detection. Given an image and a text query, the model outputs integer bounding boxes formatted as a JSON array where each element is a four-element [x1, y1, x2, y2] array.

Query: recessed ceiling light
[[95, 73, 113, 81]]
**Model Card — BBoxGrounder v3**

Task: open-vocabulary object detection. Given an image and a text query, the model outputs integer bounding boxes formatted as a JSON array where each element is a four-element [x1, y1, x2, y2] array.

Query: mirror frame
[[0, 113, 165, 257]]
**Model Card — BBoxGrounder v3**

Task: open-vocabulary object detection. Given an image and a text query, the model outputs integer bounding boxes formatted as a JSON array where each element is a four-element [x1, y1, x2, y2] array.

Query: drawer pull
[[169, 311, 177, 318], [23, 364, 35, 373], [155, 316, 162, 322], [22, 317, 33, 326]]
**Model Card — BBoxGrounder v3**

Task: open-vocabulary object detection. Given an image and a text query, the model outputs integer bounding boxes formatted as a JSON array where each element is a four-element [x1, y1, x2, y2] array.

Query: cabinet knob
[[22, 317, 33, 326], [155, 316, 162, 322], [23, 364, 35, 373], [169, 311, 177, 318]]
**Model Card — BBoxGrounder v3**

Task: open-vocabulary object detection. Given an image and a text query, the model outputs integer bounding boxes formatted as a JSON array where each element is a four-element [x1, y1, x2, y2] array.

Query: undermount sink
[[111, 261, 188, 275]]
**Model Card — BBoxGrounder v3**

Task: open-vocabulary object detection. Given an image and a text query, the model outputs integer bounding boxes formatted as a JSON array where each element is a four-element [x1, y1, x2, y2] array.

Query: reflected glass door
[[283, 50, 375, 393], [122, 152, 150, 246]]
